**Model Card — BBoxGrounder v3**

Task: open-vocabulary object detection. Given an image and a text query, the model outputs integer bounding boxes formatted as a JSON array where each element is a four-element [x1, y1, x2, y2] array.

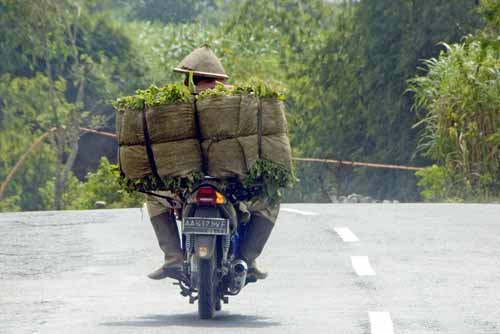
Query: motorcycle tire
[[198, 258, 216, 319]]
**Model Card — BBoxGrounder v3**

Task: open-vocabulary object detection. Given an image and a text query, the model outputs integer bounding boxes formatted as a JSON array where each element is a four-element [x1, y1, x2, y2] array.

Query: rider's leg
[[146, 195, 184, 280], [240, 203, 279, 280]]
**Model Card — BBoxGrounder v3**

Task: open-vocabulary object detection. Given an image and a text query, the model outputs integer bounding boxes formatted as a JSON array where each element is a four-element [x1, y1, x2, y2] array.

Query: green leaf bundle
[[198, 82, 285, 100], [244, 159, 296, 202], [115, 167, 203, 194], [113, 83, 192, 111]]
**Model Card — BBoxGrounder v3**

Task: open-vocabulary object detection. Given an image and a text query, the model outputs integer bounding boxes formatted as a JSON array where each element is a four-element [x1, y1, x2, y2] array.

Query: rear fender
[[192, 206, 220, 260], [194, 235, 217, 259]]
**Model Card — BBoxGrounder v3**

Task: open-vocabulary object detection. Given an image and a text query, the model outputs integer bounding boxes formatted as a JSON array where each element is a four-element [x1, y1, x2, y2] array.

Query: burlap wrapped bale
[[202, 138, 248, 179], [197, 95, 242, 140], [116, 100, 195, 145], [116, 108, 143, 145], [260, 98, 288, 135], [197, 95, 287, 140], [147, 102, 196, 143], [239, 133, 292, 171], [237, 95, 259, 136], [201, 133, 292, 180], [117, 89, 291, 194], [120, 139, 202, 179]]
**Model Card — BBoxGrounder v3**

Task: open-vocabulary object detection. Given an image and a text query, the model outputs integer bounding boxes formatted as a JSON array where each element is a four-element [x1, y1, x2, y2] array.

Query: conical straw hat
[[174, 45, 228, 79]]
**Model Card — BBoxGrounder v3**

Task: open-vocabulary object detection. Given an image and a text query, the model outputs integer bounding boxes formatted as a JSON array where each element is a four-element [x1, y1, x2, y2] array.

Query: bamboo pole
[[0, 128, 56, 200], [292, 157, 425, 171], [78, 129, 426, 171], [0, 127, 426, 201], [80, 127, 117, 139]]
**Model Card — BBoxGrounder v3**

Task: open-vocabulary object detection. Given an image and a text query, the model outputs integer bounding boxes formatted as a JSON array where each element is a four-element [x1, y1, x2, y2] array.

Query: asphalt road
[[1, 204, 500, 334]]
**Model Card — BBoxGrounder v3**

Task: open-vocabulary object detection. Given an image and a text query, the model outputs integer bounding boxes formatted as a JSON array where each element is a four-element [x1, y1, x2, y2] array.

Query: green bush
[[409, 40, 500, 200], [415, 165, 451, 202], [0, 194, 22, 212], [65, 157, 144, 210]]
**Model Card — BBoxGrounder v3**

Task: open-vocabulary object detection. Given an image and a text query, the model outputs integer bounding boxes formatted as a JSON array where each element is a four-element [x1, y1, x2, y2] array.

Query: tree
[[303, 0, 483, 200], [409, 2, 500, 201], [219, 0, 338, 201], [0, 1, 146, 211], [129, 0, 215, 24]]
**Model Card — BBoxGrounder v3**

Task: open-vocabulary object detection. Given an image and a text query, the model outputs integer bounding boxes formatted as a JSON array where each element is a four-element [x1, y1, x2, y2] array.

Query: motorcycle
[[174, 176, 257, 319]]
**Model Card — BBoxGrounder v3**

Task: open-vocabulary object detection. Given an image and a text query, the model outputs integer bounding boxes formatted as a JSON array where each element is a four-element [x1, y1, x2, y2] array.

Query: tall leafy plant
[[409, 41, 500, 200]]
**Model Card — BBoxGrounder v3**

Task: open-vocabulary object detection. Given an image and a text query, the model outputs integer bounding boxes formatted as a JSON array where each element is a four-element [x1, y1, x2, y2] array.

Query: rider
[[146, 46, 279, 282]]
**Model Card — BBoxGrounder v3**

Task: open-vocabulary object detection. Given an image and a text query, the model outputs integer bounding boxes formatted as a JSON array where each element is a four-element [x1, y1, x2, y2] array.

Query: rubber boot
[[147, 212, 184, 280], [240, 214, 274, 281]]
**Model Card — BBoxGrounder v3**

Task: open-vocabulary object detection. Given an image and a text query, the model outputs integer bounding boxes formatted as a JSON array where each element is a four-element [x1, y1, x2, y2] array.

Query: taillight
[[196, 186, 225, 205]]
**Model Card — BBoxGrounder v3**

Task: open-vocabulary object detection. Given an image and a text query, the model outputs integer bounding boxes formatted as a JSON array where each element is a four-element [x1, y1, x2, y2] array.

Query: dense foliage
[[197, 82, 285, 100], [122, 0, 215, 24], [0, 0, 497, 212], [410, 2, 500, 201], [297, 0, 483, 201], [0, 0, 146, 210], [113, 84, 192, 110], [66, 157, 144, 209]]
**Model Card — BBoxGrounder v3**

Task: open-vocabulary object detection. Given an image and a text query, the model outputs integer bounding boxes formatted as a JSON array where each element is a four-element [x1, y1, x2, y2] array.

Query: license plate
[[182, 217, 230, 235]]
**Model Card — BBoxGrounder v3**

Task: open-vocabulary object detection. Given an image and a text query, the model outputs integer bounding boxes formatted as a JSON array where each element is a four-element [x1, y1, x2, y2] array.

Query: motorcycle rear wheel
[[198, 258, 216, 319]]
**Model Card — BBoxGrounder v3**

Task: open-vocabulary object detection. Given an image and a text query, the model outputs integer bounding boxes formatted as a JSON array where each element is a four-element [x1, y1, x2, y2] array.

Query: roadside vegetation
[[410, 1, 500, 202], [0, 0, 498, 211]]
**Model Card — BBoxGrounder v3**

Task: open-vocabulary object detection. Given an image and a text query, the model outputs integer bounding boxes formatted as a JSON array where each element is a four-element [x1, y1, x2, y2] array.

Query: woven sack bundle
[[202, 133, 292, 181], [197, 95, 287, 140], [119, 139, 202, 179], [116, 99, 195, 146]]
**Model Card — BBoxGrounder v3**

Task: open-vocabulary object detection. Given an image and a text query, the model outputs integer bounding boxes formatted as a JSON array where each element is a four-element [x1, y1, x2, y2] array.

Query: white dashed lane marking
[[351, 256, 376, 276], [369, 312, 395, 334], [280, 208, 319, 216], [334, 227, 360, 242]]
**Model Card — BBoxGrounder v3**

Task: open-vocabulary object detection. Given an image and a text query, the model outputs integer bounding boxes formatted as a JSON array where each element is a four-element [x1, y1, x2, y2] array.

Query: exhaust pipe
[[229, 259, 248, 294]]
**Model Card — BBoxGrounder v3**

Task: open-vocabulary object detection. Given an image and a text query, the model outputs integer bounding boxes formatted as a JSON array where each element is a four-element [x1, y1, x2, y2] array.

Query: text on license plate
[[182, 217, 230, 235]]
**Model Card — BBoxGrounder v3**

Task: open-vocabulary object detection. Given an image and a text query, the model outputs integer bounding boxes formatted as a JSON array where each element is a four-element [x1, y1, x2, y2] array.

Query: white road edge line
[[334, 227, 359, 242], [280, 208, 319, 216], [351, 256, 376, 276], [369, 312, 395, 334]]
